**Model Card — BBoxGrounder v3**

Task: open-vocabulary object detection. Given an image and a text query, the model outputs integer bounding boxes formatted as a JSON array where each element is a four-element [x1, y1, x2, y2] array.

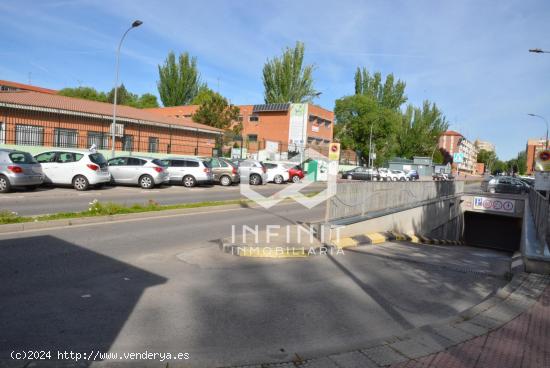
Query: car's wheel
[[219, 175, 232, 186], [347, 174, 353, 180], [182, 175, 196, 188], [139, 174, 155, 189], [292, 175, 301, 183], [73, 175, 89, 191], [0, 175, 12, 193], [400, 177, 405, 181], [274, 175, 284, 184], [250, 174, 261, 185], [489, 187, 496, 194]]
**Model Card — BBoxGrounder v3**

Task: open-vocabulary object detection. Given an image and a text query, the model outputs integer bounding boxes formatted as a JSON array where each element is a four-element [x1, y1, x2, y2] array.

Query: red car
[[285, 164, 304, 183]]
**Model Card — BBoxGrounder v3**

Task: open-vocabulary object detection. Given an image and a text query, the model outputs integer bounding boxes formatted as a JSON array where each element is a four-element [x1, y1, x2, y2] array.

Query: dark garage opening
[[463, 211, 522, 252]]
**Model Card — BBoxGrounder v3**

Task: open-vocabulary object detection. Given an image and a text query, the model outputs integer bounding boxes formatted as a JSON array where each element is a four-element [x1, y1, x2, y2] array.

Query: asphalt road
[[0, 200, 507, 367], [0, 180, 482, 217]]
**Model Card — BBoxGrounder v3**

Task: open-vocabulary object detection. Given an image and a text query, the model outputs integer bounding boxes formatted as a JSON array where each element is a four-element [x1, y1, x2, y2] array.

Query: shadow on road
[[0, 235, 167, 366]]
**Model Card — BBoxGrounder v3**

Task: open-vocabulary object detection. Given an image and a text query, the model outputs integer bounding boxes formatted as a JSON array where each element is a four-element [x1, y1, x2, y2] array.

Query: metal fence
[[529, 189, 550, 248], [327, 180, 465, 221]]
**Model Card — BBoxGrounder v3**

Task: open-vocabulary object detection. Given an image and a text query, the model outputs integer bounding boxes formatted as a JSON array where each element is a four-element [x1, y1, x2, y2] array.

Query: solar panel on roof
[[252, 103, 290, 113]]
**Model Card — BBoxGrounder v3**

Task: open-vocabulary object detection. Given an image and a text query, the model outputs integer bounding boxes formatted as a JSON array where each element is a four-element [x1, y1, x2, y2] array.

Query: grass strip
[[0, 190, 322, 225]]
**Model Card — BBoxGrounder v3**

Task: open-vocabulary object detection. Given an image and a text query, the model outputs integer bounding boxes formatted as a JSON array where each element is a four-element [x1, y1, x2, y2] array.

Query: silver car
[[233, 159, 268, 185], [108, 156, 169, 189], [162, 157, 213, 187], [0, 149, 43, 193]]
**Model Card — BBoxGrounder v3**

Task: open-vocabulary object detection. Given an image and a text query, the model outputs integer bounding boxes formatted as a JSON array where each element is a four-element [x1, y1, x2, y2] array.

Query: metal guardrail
[[327, 181, 465, 222], [529, 189, 550, 249]]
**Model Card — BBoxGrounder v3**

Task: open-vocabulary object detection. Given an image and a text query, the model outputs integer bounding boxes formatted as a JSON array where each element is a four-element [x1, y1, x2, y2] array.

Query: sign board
[[311, 125, 319, 132], [535, 150, 550, 172], [453, 152, 464, 163], [288, 103, 308, 149], [328, 143, 340, 161], [535, 171, 550, 191], [231, 147, 247, 159], [265, 140, 279, 153], [473, 196, 515, 213]]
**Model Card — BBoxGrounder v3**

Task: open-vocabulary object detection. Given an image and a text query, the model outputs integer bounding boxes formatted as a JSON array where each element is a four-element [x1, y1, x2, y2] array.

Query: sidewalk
[[234, 273, 549, 368], [390, 281, 550, 368]]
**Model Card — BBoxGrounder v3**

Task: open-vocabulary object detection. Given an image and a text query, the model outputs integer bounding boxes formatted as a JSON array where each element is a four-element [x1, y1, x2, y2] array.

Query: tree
[[354, 67, 407, 110], [157, 51, 202, 106], [262, 41, 317, 103], [58, 87, 108, 102], [335, 94, 401, 166], [394, 101, 448, 159], [136, 93, 160, 108], [477, 149, 498, 173], [192, 93, 241, 133], [191, 85, 219, 105], [107, 84, 138, 106]]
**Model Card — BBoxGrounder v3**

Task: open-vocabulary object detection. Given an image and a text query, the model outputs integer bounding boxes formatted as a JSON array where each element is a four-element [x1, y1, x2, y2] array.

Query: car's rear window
[[152, 159, 168, 167], [89, 153, 107, 165], [201, 160, 211, 168], [9, 151, 37, 164]]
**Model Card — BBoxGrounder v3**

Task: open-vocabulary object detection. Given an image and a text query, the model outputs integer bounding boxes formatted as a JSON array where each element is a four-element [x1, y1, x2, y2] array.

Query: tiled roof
[[0, 91, 223, 134], [145, 105, 199, 116], [0, 80, 58, 94], [441, 130, 463, 137]]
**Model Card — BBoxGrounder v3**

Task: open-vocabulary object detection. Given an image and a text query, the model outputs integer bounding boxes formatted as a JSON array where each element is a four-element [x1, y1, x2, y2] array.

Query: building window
[[87, 131, 109, 150], [15, 124, 44, 146], [0, 122, 4, 144], [249, 115, 259, 122], [247, 134, 258, 142], [54, 128, 78, 148], [123, 135, 133, 151], [148, 137, 159, 153]]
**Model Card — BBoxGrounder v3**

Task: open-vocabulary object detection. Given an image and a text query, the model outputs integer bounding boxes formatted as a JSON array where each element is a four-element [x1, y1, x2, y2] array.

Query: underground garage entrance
[[463, 211, 523, 252]]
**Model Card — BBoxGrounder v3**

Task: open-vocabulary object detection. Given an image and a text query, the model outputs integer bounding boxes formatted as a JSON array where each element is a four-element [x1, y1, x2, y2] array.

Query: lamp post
[[528, 113, 549, 149], [111, 20, 142, 158]]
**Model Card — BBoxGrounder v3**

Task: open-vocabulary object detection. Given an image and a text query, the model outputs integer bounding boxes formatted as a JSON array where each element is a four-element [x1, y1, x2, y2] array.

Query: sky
[[1, 0, 549, 160]]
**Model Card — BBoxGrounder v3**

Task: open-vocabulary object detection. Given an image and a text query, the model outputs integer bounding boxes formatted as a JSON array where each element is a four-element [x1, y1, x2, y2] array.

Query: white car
[[377, 168, 391, 181], [390, 170, 407, 181], [34, 149, 111, 190], [161, 157, 213, 187], [262, 162, 290, 184]]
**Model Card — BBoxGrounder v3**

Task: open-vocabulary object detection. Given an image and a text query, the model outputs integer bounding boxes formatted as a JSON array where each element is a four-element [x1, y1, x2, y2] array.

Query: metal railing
[[327, 180, 465, 222], [529, 189, 550, 249]]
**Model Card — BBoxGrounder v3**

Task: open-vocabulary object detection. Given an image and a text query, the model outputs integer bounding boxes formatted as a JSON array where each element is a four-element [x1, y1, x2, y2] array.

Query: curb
[[0, 203, 248, 234], [333, 231, 466, 248], [227, 273, 550, 368]]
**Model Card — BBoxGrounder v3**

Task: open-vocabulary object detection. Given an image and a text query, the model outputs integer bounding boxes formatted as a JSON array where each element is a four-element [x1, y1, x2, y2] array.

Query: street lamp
[[527, 113, 549, 149], [111, 20, 143, 158]]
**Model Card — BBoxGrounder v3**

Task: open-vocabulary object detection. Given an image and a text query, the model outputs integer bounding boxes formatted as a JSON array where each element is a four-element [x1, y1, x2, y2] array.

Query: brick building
[[0, 80, 58, 94], [526, 138, 550, 174], [438, 130, 479, 174], [146, 102, 334, 155], [0, 91, 222, 156]]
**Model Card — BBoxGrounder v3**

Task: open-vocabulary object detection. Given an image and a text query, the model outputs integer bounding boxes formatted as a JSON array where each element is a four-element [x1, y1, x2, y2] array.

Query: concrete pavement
[[0, 201, 509, 367]]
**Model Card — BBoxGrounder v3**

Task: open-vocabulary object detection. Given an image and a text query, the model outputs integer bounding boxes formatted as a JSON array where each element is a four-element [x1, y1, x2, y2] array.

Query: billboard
[[288, 103, 308, 148], [453, 152, 464, 163]]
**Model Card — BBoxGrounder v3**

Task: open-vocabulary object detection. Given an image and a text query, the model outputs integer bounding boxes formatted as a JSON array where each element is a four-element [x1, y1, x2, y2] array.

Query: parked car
[[405, 170, 419, 181], [518, 176, 535, 187], [484, 176, 528, 194], [342, 166, 379, 181], [262, 162, 290, 184], [34, 149, 110, 190], [0, 149, 44, 193], [233, 159, 268, 185], [282, 163, 305, 183], [202, 157, 239, 186], [108, 156, 168, 189], [377, 168, 391, 181], [162, 157, 212, 187], [390, 170, 407, 181]]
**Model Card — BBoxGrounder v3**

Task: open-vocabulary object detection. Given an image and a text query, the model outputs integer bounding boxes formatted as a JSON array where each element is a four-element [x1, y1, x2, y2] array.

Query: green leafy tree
[[335, 94, 400, 166], [262, 41, 318, 103], [58, 87, 108, 102], [157, 51, 202, 106], [136, 93, 159, 108], [191, 86, 219, 105], [354, 67, 407, 110], [192, 93, 241, 133], [395, 101, 449, 159], [107, 84, 139, 106], [477, 149, 498, 173]]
